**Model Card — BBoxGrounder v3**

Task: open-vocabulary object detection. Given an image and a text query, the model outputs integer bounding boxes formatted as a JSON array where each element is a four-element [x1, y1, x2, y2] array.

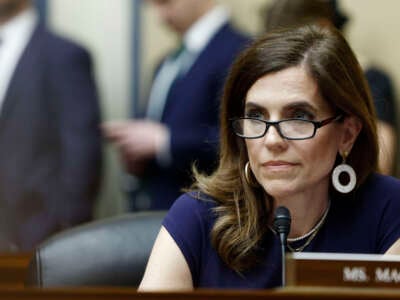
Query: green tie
[[171, 43, 186, 61]]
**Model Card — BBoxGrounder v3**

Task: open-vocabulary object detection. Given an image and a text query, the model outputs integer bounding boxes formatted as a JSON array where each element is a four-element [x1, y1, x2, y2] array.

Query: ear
[[338, 116, 362, 155]]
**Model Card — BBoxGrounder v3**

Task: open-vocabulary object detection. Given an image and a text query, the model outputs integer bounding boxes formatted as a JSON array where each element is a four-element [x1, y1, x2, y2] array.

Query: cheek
[[301, 132, 340, 171], [245, 140, 259, 162]]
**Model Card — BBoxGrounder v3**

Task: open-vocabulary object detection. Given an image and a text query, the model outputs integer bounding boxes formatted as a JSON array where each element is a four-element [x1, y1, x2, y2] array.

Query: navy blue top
[[162, 173, 400, 289]]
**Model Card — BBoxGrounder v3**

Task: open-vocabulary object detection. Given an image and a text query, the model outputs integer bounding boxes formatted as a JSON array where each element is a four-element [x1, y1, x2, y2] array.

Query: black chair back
[[26, 211, 166, 287]]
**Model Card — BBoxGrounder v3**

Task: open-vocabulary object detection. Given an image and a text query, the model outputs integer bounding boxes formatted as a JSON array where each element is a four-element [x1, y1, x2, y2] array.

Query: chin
[[261, 180, 300, 199]]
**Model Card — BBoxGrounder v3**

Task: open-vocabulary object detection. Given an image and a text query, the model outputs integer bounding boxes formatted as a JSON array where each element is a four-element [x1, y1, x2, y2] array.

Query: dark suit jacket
[[140, 23, 250, 210], [364, 67, 396, 127], [0, 23, 102, 251]]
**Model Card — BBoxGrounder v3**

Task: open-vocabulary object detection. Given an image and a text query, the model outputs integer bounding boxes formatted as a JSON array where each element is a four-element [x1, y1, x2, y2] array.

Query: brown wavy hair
[[192, 25, 378, 272]]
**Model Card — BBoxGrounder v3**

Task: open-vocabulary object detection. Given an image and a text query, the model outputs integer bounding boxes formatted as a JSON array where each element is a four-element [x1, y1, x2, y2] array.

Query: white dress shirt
[[0, 8, 38, 110]]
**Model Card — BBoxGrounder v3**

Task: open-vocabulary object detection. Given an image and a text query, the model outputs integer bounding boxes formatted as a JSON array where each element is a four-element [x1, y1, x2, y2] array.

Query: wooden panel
[[0, 253, 31, 287], [1, 286, 400, 300]]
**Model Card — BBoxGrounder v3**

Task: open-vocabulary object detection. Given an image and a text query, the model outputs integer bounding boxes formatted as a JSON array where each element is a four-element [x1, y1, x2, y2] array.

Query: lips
[[262, 161, 298, 167], [261, 161, 299, 173]]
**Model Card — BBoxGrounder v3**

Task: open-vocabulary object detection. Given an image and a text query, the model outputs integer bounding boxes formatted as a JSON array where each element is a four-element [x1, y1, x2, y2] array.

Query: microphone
[[273, 206, 291, 287]]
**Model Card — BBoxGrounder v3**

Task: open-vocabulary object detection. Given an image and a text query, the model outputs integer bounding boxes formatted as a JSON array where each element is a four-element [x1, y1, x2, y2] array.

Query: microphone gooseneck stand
[[273, 206, 291, 287]]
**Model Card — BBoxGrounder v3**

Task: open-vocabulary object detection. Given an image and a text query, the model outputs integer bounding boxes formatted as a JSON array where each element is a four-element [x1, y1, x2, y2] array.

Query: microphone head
[[273, 206, 291, 235]]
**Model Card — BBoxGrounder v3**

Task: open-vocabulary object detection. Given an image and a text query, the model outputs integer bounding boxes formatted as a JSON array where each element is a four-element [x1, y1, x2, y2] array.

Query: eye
[[245, 109, 264, 119], [289, 109, 315, 120]]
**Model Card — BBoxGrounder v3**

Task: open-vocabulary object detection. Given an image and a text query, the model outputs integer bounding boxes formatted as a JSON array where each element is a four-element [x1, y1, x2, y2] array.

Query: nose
[[263, 124, 287, 151]]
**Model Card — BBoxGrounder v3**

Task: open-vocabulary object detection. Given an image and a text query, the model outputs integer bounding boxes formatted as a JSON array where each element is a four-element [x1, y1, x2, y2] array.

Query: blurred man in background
[[0, 0, 102, 251], [104, 0, 250, 210]]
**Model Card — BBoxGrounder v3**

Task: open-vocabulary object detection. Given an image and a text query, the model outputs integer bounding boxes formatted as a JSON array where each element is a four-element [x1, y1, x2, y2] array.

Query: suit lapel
[[161, 24, 230, 121], [0, 24, 44, 124]]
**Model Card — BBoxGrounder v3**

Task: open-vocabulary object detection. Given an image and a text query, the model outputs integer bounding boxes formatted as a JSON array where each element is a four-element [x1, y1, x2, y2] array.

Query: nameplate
[[286, 252, 400, 288]]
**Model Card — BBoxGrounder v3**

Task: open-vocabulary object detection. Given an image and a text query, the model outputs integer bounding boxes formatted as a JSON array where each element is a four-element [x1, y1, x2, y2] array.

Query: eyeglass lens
[[235, 119, 315, 139]]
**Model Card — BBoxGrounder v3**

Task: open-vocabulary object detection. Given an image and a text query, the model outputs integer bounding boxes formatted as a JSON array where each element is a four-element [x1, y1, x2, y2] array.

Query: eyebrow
[[284, 101, 318, 114], [244, 102, 265, 111], [245, 100, 318, 114]]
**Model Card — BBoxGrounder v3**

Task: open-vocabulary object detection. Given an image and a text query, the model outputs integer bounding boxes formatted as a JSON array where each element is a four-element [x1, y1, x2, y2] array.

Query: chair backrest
[[26, 211, 166, 287]]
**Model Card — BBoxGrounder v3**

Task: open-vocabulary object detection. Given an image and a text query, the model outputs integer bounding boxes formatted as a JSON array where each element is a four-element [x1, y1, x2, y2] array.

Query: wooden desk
[[0, 253, 31, 287], [0, 286, 400, 300]]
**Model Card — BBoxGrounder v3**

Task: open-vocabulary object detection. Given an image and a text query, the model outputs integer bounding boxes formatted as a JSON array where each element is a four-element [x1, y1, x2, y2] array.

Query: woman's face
[[244, 65, 344, 199]]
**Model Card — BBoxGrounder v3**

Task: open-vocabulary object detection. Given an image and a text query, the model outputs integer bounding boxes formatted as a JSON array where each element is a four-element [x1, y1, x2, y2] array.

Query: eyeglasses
[[231, 115, 342, 140]]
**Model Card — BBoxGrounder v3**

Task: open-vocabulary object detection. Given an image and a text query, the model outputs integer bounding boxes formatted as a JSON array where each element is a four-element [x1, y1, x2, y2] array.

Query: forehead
[[245, 66, 331, 113]]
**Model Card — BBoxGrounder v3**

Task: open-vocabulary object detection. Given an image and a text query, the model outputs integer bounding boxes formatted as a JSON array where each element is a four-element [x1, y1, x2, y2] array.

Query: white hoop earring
[[332, 152, 356, 193]]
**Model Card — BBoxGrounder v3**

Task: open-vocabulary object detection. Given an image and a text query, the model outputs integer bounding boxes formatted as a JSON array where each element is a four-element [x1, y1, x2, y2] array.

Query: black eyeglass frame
[[231, 115, 343, 140]]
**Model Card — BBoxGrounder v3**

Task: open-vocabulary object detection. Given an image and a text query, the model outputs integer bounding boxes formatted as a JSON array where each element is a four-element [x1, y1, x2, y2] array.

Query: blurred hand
[[102, 120, 169, 175]]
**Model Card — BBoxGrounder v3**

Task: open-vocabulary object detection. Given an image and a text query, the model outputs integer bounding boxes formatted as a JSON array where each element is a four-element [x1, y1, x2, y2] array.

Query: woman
[[263, 0, 398, 176], [139, 25, 400, 290]]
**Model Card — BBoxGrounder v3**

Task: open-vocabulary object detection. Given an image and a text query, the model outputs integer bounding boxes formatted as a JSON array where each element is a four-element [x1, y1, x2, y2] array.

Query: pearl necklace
[[287, 200, 331, 243], [270, 200, 331, 252]]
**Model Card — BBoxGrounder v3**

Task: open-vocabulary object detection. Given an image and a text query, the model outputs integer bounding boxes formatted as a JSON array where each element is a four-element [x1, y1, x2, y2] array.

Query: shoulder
[[330, 173, 400, 252], [162, 192, 217, 281], [198, 23, 250, 82], [34, 25, 90, 60], [333, 173, 400, 223], [357, 173, 400, 229], [163, 191, 217, 242], [359, 173, 400, 196], [358, 173, 400, 252], [164, 192, 217, 227], [216, 23, 251, 47], [206, 22, 251, 61]]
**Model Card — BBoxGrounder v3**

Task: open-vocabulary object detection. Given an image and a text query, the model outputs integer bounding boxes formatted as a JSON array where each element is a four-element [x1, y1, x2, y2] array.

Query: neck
[[196, 0, 215, 20], [271, 181, 330, 239], [0, 2, 30, 25], [180, 1, 215, 35]]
